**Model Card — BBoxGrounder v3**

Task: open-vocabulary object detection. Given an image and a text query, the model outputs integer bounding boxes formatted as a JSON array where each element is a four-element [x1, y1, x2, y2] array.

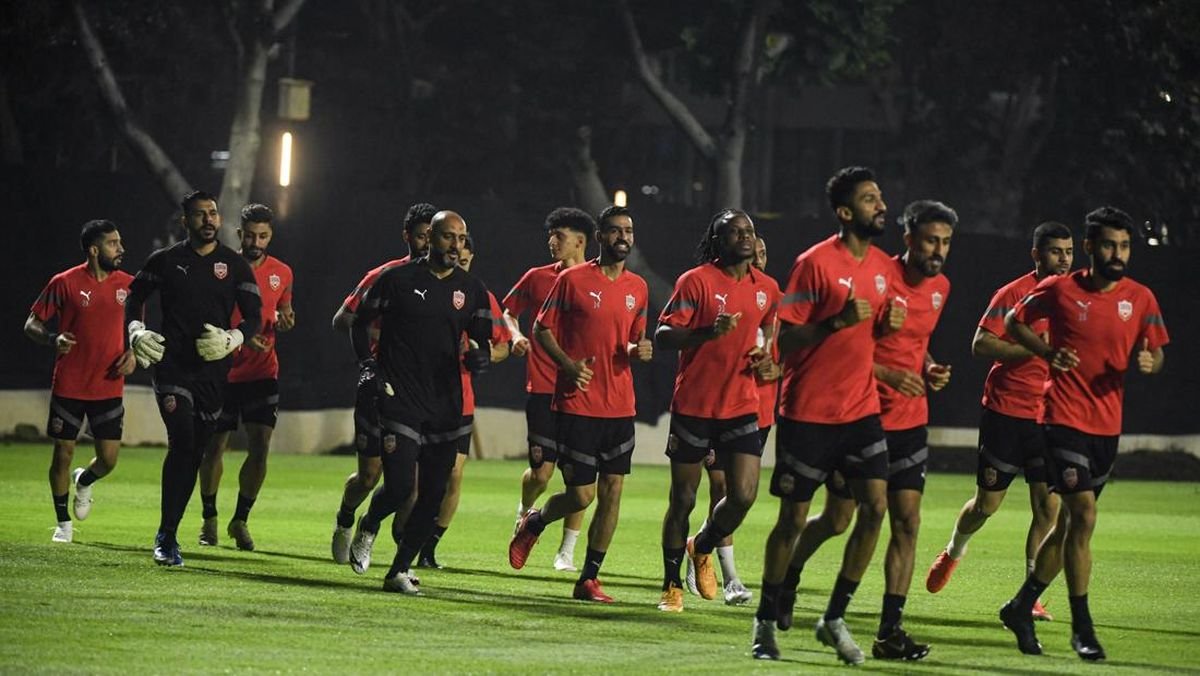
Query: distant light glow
[[279, 132, 293, 187], [614, 189, 627, 207], [1160, 90, 1173, 103]]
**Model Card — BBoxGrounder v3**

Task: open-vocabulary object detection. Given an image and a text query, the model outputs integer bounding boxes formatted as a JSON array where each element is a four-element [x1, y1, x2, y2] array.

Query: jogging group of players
[[26, 165, 1169, 665]]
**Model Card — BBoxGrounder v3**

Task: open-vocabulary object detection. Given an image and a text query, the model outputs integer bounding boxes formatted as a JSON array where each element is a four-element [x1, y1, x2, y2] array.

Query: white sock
[[558, 527, 580, 555], [716, 545, 739, 585], [947, 527, 973, 559]]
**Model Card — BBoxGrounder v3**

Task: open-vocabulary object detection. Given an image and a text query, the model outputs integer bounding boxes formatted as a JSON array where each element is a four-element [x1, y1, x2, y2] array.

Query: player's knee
[[726, 480, 758, 513], [856, 495, 888, 528], [891, 511, 921, 540], [668, 483, 698, 514]]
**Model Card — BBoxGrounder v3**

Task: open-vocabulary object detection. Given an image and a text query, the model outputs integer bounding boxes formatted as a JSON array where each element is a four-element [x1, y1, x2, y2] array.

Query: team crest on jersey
[[383, 434, 397, 453], [116, 288, 128, 305], [756, 290, 767, 310], [50, 417, 64, 434], [983, 467, 998, 487], [1117, 299, 1133, 321], [213, 262, 228, 280], [625, 294, 635, 311], [777, 473, 795, 495], [162, 395, 177, 414], [1062, 467, 1078, 490], [452, 290, 466, 310], [875, 274, 887, 295], [931, 291, 944, 310], [268, 274, 281, 291]]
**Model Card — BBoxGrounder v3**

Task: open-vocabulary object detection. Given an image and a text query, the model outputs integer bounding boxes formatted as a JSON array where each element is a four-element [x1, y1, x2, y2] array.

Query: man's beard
[[99, 255, 121, 271], [1098, 259, 1126, 281]]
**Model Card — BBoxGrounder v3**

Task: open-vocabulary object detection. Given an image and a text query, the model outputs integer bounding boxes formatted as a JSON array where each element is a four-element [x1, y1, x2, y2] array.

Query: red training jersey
[[460, 291, 512, 415], [30, 264, 134, 400], [342, 256, 411, 356], [536, 260, 648, 418], [978, 272, 1051, 421], [228, 255, 294, 383], [874, 256, 950, 430], [502, 261, 569, 394], [1013, 269, 1169, 436], [777, 235, 893, 424], [659, 262, 779, 419]]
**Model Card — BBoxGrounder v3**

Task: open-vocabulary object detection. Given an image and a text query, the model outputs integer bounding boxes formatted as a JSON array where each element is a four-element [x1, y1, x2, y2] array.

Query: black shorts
[[667, 412, 762, 464], [216, 379, 279, 433], [47, 395, 124, 441], [771, 415, 888, 503], [1044, 424, 1118, 498], [156, 378, 225, 446], [526, 393, 557, 469], [423, 415, 473, 456], [976, 408, 1048, 490], [353, 379, 383, 457], [556, 413, 635, 487], [885, 426, 929, 493]]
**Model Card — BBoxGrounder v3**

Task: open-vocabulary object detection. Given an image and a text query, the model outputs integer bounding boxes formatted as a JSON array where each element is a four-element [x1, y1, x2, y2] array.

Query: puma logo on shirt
[[414, 289, 428, 300], [589, 291, 603, 308], [838, 277, 853, 289]]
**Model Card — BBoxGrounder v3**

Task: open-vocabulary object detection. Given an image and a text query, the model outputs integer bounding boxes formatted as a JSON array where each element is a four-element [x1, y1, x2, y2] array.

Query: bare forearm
[[972, 329, 1033, 361], [534, 324, 573, 370]]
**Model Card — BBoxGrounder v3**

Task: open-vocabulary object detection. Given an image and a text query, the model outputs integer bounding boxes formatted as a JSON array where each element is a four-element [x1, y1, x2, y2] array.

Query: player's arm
[[350, 287, 382, 364], [276, 302, 296, 332], [24, 313, 76, 354], [655, 278, 726, 350], [1136, 338, 1165, 375], [332, 303, 355, 332], [874, 361, 924, 397], [750, 317, 781, 382], [533, 320, 593, 391], [1004, 309, 1078, 372], [125, 255, 167, 366], [923, 351, 951, 391], [971, 326, 1035, 361], [777, 296, 868, 356], [502, 310, 529, 357]]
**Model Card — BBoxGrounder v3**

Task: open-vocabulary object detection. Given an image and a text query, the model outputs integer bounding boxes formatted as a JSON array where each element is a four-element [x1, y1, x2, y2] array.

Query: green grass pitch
[[1, 443, 1198, 673]]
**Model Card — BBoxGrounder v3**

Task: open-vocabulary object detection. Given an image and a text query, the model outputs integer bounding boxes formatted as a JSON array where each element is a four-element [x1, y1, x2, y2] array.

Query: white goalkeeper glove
[[128, 320, 165, 368], [195, 323, 244, 362]]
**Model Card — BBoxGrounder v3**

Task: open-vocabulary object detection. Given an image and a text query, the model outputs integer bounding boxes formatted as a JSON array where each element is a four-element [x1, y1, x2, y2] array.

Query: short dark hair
[[826, 166, 876, 212], [1032, 221, 1072, 250], [80, 219, 118, 253], [1084, 206, 1135, 242], [404, 203, 438, 235], [545, 207, 595, 238], [596, 205, 632, 230], [241, 203, 273, 226], [899, 200, 957, 234], [181, 190, 217, 214]]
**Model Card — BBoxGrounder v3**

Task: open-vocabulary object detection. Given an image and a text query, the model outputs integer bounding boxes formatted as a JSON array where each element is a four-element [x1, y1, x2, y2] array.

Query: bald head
[[428, 210, 469, 274]]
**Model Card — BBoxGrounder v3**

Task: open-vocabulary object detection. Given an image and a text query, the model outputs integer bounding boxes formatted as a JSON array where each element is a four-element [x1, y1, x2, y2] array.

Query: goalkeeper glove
[[128, 320, 165, 368], [195, 323, 244, 362]]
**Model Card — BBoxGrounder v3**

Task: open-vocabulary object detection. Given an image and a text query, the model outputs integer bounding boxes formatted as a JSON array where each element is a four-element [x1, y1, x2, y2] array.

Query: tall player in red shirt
[[25, 220, 135, 543], [926, 221, 1074, 621], [417, 233, 512, 568], [195, 204, 295, 551], [750, 167, 894, 663], [999, 207, 1168, 661], [777, 200, 957, 661], [329, 203, 435, 563], [654, 210, 779, 614], [509, 206, 652, 603], [501, 207, 593, 572]]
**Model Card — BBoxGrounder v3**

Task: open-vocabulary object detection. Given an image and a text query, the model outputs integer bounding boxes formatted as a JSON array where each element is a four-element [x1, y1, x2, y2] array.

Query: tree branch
[[723, 0, 767, 141], [71, 0, 192, 204], [617, 0, 718, 160]]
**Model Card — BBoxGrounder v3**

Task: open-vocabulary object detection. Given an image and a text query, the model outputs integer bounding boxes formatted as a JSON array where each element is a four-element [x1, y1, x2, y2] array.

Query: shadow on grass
[[81, 540, 269, 565]]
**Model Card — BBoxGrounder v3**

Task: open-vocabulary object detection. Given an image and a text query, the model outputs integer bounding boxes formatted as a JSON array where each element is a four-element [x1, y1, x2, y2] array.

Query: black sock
[[385, 548, 410, 579], [423, 525, 448, 555], [233, 493, 255, 522], [526, 510, 548, 536], [78, 468, 101, 487], [878, 593, 906, 638], [336, 503, 355, 528], [53, 493, 70, 523], [201, 493, 218, 519], [1013, 575, 1049, 615], [1069, 594, 1094, 633], [663, 546, 685, 589], [823, 575, 861, 621], [694, 520, 731, 554], [756, 581, 780, 621], [579, 548, 606, 582], [782, 565, 803, 591]]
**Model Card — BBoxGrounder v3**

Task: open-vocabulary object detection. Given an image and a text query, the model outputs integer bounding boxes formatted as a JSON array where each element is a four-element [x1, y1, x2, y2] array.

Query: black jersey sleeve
[[351, 268, 387, 362], [466, 277, 493, 349], [231, 254, 263, 338], [124, 247, 164, 344]]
